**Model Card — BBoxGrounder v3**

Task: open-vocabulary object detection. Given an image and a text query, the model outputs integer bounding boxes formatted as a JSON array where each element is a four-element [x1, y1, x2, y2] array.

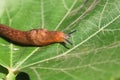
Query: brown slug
[[0, 24, 76, 48]]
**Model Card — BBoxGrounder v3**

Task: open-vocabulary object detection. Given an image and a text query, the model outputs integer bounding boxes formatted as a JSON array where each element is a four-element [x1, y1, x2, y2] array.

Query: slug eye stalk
[[61, 30, 76, 49], [68, 30, 77, 37]]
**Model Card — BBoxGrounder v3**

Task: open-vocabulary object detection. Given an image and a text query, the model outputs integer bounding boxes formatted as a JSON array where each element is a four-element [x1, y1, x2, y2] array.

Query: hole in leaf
[[16, 72, 30, 80], [0, 65, 8, 79], [0, 65, 8, 74]]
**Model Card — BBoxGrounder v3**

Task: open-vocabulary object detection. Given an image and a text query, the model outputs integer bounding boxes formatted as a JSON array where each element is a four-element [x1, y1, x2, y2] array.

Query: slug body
[[0, 24, 76, 47]]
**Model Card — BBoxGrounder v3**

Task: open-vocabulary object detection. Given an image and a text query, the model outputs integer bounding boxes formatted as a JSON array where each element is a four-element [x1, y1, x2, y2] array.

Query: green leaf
[[0, 0, 120, 80]]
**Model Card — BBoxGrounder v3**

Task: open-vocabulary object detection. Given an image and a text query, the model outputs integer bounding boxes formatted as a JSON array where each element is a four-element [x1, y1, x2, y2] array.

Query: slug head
[[28, 29, 76, 48]]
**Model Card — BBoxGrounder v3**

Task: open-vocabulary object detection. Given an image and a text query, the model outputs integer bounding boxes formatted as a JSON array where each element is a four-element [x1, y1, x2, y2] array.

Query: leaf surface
[[0, 0, 120, 80]]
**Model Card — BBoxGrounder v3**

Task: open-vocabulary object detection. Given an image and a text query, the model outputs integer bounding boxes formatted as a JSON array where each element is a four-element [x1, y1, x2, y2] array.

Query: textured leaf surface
[[0, 0, 120, 80]]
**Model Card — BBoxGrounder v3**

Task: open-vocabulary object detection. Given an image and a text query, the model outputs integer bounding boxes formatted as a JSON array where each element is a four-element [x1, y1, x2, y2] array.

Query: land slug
[[0, 24, 76, 48]]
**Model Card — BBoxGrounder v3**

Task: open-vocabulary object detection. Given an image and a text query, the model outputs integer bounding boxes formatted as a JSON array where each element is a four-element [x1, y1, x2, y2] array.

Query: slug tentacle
[[0, 24, 76, 48], [61, 30, 76, 48], [68, 30, 77, 37]]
